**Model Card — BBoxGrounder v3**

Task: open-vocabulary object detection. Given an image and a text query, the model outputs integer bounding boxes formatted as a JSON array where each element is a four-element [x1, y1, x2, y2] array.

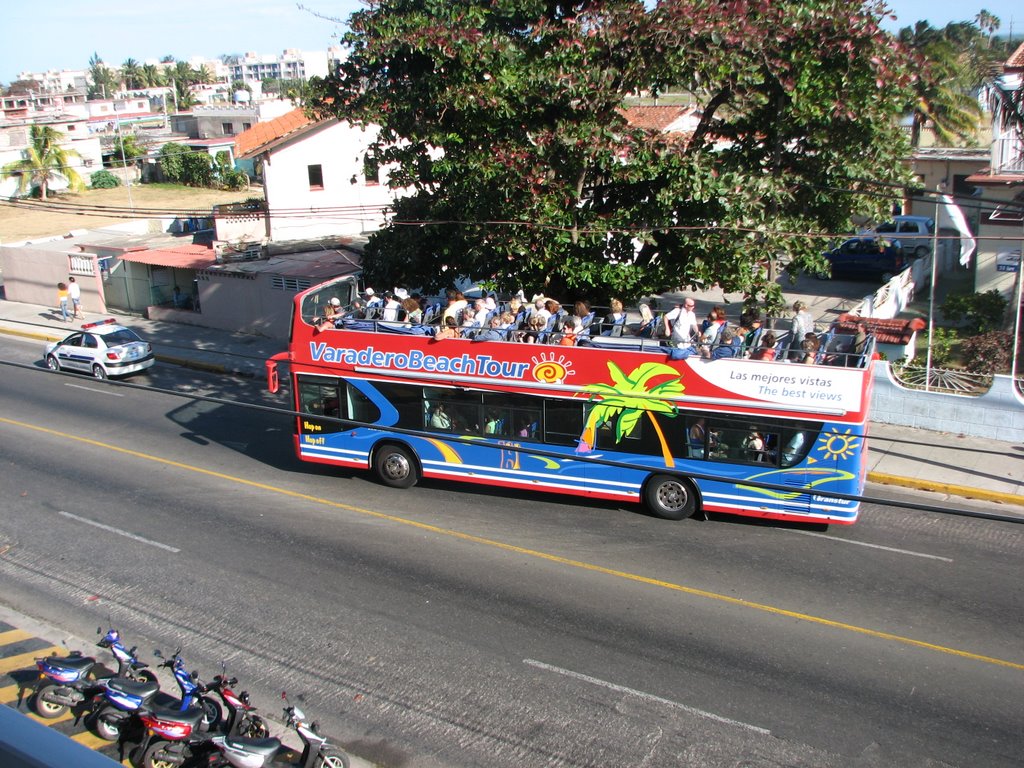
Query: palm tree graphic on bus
[[578, 361, 683, 468]]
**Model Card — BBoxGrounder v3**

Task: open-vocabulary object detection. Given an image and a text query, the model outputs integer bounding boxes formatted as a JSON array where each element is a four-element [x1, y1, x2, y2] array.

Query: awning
[[118, 244, 217, 270]]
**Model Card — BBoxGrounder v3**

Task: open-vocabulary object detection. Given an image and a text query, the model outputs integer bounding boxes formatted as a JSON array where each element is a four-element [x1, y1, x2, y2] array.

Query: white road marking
[[64, 383, 123, 396], [789, 530, 953, 562], [524, 659, 770, 735], [58, 511, 180, 553]]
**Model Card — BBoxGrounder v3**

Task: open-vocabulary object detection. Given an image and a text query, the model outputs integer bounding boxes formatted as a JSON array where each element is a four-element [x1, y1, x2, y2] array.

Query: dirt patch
[[0, 184, 263, 243]]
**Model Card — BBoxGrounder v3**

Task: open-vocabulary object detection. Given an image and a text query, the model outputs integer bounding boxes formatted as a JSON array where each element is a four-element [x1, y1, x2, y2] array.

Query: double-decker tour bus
[[266, 277, 876, 524]]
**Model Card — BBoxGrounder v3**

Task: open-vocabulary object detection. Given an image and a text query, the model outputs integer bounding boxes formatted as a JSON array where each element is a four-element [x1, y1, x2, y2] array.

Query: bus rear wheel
[[644, 474, 698, 521], [373, 444, 419, 489]]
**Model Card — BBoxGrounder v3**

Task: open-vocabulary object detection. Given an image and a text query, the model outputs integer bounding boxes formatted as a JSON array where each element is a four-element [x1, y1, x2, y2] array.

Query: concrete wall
[[871, 360, 1024, 441], [191, 270, 294, 339], [0, 242, 105, 314]]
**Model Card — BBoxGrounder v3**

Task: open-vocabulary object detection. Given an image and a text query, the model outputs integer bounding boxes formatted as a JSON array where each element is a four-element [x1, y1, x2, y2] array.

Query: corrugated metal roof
[[118, 243, 217, 269]]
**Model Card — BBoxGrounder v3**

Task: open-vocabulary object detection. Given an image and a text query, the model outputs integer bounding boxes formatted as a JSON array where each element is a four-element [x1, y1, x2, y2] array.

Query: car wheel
[[643, 474, 698, 521], [91, 364, 108, 380], [46, 355, 61, 372], [373, 444, 419, 489], [914, 245, 929, 258]]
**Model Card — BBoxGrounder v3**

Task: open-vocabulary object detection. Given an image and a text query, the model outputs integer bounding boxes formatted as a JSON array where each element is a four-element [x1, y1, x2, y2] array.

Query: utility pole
[[116, 118, 134, 211]]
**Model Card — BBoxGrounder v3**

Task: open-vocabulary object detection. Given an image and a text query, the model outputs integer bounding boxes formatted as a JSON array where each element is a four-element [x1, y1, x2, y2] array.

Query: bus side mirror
[[266, 359, 280, 394]]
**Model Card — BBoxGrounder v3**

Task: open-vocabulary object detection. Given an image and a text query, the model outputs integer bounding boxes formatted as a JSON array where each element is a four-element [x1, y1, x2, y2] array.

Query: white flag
[[937, 194, 976, 267]]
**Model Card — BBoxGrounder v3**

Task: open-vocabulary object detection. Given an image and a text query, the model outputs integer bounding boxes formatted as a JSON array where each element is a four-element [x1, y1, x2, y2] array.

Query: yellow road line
[[24, 708, 74, 726], [0, 629, 33, 646], [0, 682, 25, 703], [3, 415, 1022, 672], [0, 647, 61, 675], [70, 730, 114, 750]]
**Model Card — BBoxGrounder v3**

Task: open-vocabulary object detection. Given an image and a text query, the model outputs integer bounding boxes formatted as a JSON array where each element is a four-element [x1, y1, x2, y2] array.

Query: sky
[[2, 0, 1022, 84]]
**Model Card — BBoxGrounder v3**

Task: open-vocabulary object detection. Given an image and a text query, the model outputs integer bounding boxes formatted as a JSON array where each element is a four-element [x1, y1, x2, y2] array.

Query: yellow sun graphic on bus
[[816, 428, 860, 461], [530, 352, 575, 384]]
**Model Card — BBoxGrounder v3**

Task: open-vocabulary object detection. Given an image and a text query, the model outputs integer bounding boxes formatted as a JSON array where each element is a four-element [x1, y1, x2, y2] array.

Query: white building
[[966, 41, 1024, 301], [0, 116, 103, 197], [226, 48, 343, 84], [230, 108, 405, 242]]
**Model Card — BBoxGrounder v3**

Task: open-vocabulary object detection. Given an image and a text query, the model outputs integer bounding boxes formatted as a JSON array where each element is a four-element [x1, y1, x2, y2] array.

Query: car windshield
[[103, 329, 143, 346], [876, 223, 897, 233]]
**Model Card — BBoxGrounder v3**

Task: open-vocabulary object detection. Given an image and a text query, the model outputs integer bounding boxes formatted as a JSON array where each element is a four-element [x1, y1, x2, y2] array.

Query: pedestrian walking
[[67, 277, 82, 319], [56, 282, 70, 322]]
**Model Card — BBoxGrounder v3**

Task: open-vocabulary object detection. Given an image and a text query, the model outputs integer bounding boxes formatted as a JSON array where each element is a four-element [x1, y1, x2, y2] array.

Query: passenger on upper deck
[[402, 297, 423, 324], [522, 314, 546, 343], [434, 317, 460, 340], [604, 298, 626, 336], [749, 331, 777, 360], [381, 291, 402, 321], [442, 289, 469, 322]]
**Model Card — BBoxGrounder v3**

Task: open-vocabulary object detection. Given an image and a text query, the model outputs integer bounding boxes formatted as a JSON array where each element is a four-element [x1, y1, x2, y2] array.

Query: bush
[[90, 170, 120, 188], [928, 327, 956, 367], [941, 290, 1008, 334], [221, 169, 249, 191], [960, 331, 1012, 374]]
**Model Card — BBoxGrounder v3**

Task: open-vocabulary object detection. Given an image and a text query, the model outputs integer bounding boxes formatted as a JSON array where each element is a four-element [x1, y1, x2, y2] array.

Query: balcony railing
[[992, 136, 1024, 175]]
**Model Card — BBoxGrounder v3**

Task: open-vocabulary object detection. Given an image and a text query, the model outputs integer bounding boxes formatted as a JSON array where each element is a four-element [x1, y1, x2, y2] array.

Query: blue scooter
[[32, 627, 154, 719], [88, 646, 218, 742]]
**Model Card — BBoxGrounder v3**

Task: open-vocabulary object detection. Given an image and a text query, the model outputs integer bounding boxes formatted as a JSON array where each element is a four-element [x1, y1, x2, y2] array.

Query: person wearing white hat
[[394, 287, 409, 301]]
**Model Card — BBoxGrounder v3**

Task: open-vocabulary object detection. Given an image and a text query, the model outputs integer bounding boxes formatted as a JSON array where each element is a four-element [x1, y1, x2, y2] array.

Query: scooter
[[132, 669, 268, 768], [89, 647, 218, 742], [205, 671, 268, 738], [203, 697, 349, 768], [32, 627, 155, 719]]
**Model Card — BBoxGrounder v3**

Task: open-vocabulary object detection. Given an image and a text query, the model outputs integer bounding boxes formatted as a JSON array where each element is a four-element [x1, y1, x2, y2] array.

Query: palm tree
[[141, 63, 164, 88], [1, 125, 84, 200], [195, 64, 216, 85], [975, 10, 1001, 47], [899, 22, 984, 147], [121, 58, 143, 90], [579, 362, 684, 468]]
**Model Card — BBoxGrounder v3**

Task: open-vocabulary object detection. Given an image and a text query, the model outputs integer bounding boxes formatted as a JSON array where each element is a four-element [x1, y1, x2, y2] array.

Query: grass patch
[[0, 183, 263, 243]]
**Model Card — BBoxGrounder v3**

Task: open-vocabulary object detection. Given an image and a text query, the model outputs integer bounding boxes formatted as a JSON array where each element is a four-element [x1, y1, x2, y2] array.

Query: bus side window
[[543, 401, 585, 446], [780, 430, 811, 467]]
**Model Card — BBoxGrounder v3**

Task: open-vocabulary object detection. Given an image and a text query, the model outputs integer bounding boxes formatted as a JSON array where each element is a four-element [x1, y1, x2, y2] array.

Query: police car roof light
[[82, 318, 118, 330]]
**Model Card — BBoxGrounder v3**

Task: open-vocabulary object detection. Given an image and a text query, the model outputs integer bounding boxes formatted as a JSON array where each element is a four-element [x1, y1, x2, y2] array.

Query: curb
[[867, 471, 1024, 508]]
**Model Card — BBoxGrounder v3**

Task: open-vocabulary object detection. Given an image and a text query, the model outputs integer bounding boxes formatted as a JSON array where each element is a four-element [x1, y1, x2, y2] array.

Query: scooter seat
[[224, 735, 281, 756], [148, 703, 205, 729], [105, 678, 159, 698], [41, 654, 95, 672]]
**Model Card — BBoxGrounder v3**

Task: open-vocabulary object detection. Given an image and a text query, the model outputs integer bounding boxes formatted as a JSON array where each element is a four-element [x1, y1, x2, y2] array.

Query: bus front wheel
[[644, 475, 698, 521], [373, 444, 419, 489]]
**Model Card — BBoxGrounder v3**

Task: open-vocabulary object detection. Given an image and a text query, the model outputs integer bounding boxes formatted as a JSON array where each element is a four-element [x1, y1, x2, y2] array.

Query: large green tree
[[309, 0, 915, 307], [1, 124, 85, 200]]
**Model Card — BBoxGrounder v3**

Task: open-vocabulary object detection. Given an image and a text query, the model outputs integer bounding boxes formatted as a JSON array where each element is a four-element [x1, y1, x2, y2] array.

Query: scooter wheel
[[91, 706, 121, 741], [143, 741, 183, 768], [316, 748, 351, 768], [33, 684, 68, 719]]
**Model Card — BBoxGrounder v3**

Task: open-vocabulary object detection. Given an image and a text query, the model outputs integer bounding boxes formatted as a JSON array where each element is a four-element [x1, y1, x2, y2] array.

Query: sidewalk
[[2, 299, 1023, 510]]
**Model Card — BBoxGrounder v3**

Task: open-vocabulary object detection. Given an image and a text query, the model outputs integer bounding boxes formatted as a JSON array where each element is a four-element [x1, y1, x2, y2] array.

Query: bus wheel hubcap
[[385, 454, 409, 480], [658, 482, 685, 510]]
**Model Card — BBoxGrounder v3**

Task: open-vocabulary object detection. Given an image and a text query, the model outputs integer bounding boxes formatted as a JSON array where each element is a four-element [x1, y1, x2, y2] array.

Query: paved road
[[0, 353, 1021, 767]]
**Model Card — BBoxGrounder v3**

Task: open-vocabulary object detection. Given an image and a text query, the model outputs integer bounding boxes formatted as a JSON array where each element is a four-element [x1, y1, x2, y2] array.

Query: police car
[[44, 319, 155, 379]]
